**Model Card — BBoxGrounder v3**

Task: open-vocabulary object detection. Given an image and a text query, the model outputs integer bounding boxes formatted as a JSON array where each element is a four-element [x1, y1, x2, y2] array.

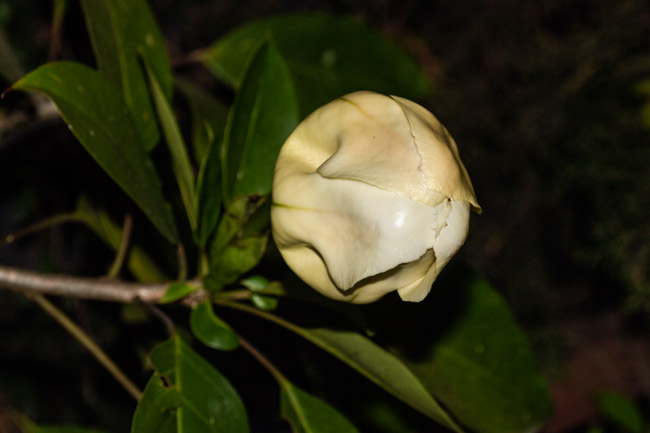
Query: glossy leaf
[[80, 0, 171, 150], [204, 195, 269, 292], [280, 380, 360, 433], [190, 302, 239, 350], [74, 197, 169, 282], [407, 278, 552, 433], [297, 328, 464, 433], [175, 78, 229, 166], [132, 337, 249, 433], [159, 282, 199, 304], [143, 59, 196, 229], [221, 40, 299, 204], [200, 13, 429, 115], [250, 293, 278, 310], [176, 79, 229, 247], [12, 62, 177, 243]]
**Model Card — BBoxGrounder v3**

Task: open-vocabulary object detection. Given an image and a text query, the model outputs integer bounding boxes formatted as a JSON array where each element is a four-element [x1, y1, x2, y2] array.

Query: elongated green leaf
[[407, 278, 552, 433], [298, 328, 463, 433], [74, 197, 169, 282], [143, 59, 196, 229], [280, 380, 360, 433], [190, 302, 239, 350], [12, 62, 177, 243], [159, 282, 199, 304], [80, 0, 171, 150], [175, 78, 229, 165], [221, 40, 299, 204], [175, 79, 229, 247], [205, 195, 268, 292], [132, 337, 249, 433], [200, 13, 429, 115]]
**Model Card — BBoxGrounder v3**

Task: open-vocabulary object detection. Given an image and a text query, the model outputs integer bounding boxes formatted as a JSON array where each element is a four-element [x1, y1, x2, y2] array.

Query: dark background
[[1, 1, 649, 432]]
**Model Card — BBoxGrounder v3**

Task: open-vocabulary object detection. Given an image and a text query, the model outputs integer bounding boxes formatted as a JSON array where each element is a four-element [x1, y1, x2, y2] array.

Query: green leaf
[[221, 40, 299, 204], [298, 328, 463, 433], [200, 13, 429, 115], [597, 391, 645, 433], [250, 293, 278, 310], [204, 195, 269, 292], [74, 197, 169, 282], [175, 78, 229, 247], [12, 62, 177, 243], [80, 0, 171, 150], [159, 282, 199, 304], [190, 302, 239, 350], [280, 380, 360, 433], [132, 337, 249, 433], [407, 278, 552, 433], [175, 77, 229, 166], [143, 59, 196, 230], [194, 139, 223, 248]]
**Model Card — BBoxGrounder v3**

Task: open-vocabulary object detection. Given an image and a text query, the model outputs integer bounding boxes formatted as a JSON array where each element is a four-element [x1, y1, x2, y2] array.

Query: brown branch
[[0, 264, 175, 303]]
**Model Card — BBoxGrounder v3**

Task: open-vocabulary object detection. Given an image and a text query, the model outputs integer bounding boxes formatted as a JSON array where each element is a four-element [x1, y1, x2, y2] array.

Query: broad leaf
[[80, 0, 171, 150], [280, 380, 360, 433], [143, 59, 196, 229], [297, 328, 464, 433], [406, 278, 552, 433], [204, 195, 269, 292], [132, 337, 249, 433], [190, 302, 239, 350], [200, 13, 429, 115], [221, 40, 299, 204], [12, 62, 177, 243]]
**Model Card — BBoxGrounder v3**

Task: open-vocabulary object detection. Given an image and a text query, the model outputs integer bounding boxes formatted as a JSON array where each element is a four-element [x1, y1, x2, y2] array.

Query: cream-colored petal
[[272, 173, 450, 294], [396, 199, 470, 302], [390, 95, 481, 212]]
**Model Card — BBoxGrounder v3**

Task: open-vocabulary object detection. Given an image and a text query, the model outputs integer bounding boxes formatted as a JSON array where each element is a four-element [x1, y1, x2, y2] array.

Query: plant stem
[[0, 265, 172, 302], [1, 213, 82, 246], [214, 299, 305, 336], [236, 332, 285, 384], [26, 293, 142, 401], [107, 214, 133, 278]]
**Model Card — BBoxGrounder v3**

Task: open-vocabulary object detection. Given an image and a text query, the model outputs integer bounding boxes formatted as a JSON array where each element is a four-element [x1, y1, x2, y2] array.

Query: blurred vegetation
[[1, 0, 649, 432]]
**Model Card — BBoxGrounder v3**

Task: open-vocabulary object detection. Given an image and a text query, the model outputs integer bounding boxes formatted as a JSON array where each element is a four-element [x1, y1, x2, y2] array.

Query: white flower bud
[[271, 91, 481, 303]]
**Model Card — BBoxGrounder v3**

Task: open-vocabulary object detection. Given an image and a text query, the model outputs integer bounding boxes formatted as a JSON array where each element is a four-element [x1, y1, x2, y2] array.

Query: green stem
[[27, 293, 142, 401], [107, 214, 133, 278], [214, 299, 305, 336], [177, 242, 188, 281]]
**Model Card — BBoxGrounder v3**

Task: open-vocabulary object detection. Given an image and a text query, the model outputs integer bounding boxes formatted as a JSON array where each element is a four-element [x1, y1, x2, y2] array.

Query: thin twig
[[236, 332, 285, 383], [1, 213, 83, 246], [0, 265, 171, 303], [138, 298, 177, 337], [177, 242, 187, 281], [26, 293, 142, 401], [107, 214, 133, 278]]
